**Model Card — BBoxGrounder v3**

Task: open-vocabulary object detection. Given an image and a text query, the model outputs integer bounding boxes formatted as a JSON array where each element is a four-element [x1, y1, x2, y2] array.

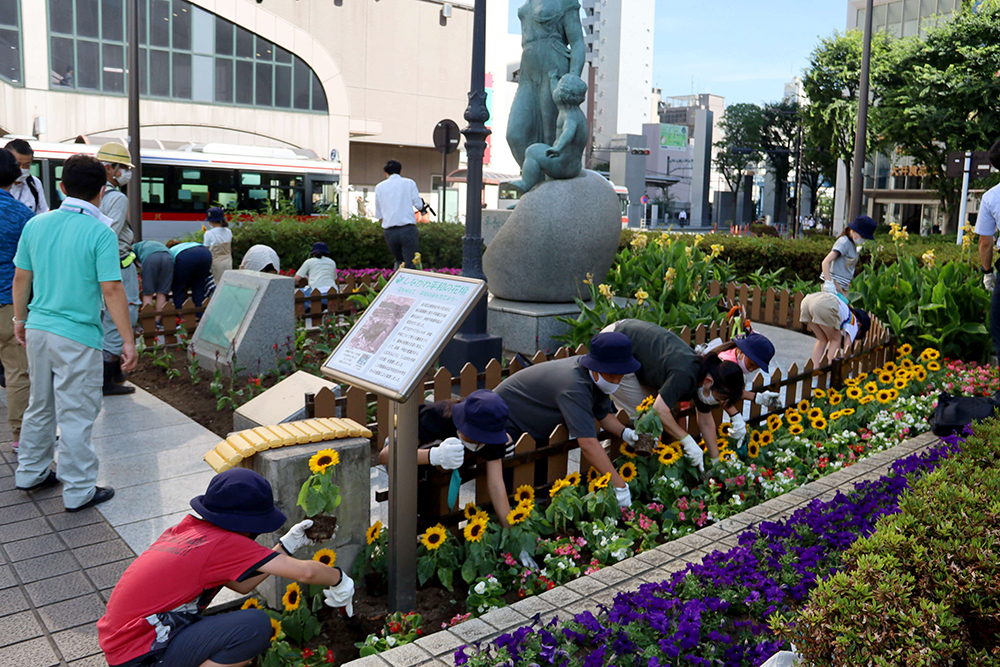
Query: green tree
[[878, 3, 1000, 231], [759, 100, 801, 224], [713, 102, 764, 223]]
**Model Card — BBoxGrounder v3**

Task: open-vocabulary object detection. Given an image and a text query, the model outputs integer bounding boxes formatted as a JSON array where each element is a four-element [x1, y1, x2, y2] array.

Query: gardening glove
[[323, 570, 355, 617], [621, 428, 639, 445], [614, 484, 632, 509], [429, 437, 465, 470], [728, 413, 747, 444], [679, 435, 705, 472], [822, 279, 839, 295], [755, 391, 783, 410], [279, 519, 315, 555], [985, 271, 996, 292], [518, 548, 539, 570]]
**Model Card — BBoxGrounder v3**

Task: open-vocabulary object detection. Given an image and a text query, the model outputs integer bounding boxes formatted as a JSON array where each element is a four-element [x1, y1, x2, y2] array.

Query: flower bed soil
[[127, 359, 237, 438]]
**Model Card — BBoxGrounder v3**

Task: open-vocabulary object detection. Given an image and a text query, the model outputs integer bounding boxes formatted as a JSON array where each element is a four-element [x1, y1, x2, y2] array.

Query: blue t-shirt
[[0, 189, 34, 305], [14, 201, 122, 349], [169, 242, 201, 259]]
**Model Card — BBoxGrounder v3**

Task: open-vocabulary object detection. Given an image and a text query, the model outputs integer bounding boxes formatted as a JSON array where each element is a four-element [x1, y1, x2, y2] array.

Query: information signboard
[[660, 124, 688, 151], [321, 269, 487, 401]]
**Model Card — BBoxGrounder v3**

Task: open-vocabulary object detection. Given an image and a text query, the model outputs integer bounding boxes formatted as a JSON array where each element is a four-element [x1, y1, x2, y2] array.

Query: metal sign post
[[433, 120, 460, 223], [957, 151, 972, 247], [387, 398, 419, 611]]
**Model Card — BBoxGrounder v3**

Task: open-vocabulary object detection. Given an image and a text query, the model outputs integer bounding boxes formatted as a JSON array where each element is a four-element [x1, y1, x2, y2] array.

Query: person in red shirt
[[98, 468, 354, 667]]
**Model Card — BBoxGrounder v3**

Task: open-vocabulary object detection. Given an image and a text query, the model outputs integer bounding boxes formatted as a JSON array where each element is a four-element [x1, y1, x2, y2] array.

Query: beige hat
[[95, 142, 135, 168]]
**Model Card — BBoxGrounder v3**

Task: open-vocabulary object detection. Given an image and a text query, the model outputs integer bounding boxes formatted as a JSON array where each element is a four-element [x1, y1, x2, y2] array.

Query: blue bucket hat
[[734, 333, 775, 374], [205, 207, 226, 223], [452, 390, 510, 445], [190, 468, 287, 534], [848, 215, 876, 240], [311, 242, 331, 257], [580, 331, 641, 375]]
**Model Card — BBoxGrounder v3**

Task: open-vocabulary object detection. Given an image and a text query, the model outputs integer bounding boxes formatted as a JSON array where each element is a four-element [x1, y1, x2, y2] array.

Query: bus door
[[305, 174, 339, 215], [239, 172, 305, 214]]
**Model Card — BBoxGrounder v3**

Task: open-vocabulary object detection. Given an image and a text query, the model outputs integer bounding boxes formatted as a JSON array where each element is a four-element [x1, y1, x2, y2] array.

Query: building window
[[0, 0, 23, 85], [47, 0, 327, 112]]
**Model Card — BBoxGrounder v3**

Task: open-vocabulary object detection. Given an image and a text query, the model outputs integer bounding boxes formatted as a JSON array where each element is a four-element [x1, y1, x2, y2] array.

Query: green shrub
[[749, 223, 780, 237], [776, 418, 1000, 665], [229, 214, 465, 271]]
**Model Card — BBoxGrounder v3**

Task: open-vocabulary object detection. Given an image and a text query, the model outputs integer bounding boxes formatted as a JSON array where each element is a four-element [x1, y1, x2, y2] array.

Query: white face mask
[[116, 169, 133, 186], [697, 385, 719, 405], [735, 356, 751, 375], [459, 436, 482, 453], [591, 371, 620, 395], [16, 168, 29, 183]]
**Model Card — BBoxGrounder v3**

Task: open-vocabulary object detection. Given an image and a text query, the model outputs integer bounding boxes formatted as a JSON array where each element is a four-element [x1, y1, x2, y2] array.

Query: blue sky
[[507, 1, 848, 107]]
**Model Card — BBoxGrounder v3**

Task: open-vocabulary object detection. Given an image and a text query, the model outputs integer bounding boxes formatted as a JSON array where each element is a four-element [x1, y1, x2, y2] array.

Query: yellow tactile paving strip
[[203, 418, 373, 472]]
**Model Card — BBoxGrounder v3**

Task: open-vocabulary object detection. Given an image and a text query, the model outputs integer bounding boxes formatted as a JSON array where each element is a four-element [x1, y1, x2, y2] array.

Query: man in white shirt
[[5, 140, 49, 215], [975, 139, 1000, 364], [374, 160, 423, 270]]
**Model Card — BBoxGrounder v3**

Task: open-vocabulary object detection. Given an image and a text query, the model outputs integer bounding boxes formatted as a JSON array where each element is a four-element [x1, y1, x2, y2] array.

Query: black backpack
[[928, 391, 1000, 436]]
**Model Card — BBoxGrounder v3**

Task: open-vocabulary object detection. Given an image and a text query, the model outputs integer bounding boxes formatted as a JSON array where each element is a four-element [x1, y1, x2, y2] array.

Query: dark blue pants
[[155, 609, 271, 667], [992, 281, 1000, 364], [172, 246, 213, 309]]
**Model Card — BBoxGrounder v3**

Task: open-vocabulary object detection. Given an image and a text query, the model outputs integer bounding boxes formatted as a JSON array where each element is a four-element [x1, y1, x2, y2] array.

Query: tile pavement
[[346, 431, 941, 667]]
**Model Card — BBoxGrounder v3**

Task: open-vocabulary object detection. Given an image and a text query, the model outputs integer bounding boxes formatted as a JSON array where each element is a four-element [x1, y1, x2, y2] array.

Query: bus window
[[142, 165, 169, 209]]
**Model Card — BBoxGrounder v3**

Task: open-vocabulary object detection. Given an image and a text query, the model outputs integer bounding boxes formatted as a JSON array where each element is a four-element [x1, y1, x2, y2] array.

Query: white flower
[[474, 581, 487, 595], [387, 637, 397, 646]]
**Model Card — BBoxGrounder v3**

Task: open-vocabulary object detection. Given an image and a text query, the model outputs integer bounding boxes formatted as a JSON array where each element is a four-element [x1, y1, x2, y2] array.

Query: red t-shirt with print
[[97, 515, 279, 666]]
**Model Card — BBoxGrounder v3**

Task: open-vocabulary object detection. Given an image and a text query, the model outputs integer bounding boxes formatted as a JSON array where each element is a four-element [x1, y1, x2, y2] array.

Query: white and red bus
[[16, 140, 341, 241]]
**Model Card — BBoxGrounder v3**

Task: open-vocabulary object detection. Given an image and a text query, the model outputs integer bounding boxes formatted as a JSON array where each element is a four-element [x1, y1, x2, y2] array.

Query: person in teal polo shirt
[[12, 154, 137, 511], [166, 240, 213, 309]]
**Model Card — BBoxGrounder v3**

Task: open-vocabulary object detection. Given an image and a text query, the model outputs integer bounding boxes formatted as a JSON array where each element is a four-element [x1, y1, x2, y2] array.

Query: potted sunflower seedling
[[297, 448, 341, 542], [631, 395, 662, 456], [354, 520, 389, 597]]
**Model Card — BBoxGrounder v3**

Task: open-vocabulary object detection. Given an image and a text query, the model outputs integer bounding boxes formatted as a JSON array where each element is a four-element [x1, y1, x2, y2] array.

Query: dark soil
[[304, 515, 338, 542]]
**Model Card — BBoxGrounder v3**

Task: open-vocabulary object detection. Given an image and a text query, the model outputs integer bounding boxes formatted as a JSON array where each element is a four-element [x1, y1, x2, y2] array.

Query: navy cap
[[452, 390, 510, 445], [190, 468, 287, 534], [851, 308, 871, 342], [205, 207, 226, 223], [848, 215, 876, 240], [580, 331, 641, 375], [311, 242, 331, 257], [734, 333, 775, 374]]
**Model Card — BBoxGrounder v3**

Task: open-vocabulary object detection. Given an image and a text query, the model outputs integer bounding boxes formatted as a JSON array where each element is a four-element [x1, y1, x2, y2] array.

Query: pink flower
[[676, 497, 690, 511], [503, 553, 518, 567], [695, 512, 708, 527], [678, 511, 686, 521]]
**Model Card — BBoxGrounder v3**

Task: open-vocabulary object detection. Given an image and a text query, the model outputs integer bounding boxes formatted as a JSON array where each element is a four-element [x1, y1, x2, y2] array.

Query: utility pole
[[793, 117, 804, 238], [849, 0, 875, 223], [127, 0, 142, 241]]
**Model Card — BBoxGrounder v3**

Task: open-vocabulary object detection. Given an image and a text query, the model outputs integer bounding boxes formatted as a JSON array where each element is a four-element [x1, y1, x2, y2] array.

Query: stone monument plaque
[[190, 270, 295, 377]]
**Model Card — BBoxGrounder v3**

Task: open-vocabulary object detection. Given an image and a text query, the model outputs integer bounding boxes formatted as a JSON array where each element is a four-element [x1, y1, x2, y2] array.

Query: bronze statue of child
[[509, 74, 588, 194]]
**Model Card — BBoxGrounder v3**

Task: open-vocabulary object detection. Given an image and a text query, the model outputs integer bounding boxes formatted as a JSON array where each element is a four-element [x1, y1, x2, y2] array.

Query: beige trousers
[[0, 304, 29, 440]]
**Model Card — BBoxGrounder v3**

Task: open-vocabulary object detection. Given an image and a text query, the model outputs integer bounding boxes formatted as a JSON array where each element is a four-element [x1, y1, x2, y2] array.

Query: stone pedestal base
[[241, 436, 370, 608], [487, 297, 581, 355]]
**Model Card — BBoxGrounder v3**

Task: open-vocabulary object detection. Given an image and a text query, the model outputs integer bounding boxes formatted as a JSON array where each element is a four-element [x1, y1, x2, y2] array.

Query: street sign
[[946, 150, 992, 179], [433, 119, 461, 155], [640, 195, 649, 205]]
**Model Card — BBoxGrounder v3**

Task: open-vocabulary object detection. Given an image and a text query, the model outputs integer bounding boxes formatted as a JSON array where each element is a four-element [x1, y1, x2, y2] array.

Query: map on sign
[[321, 270, 486, 400]]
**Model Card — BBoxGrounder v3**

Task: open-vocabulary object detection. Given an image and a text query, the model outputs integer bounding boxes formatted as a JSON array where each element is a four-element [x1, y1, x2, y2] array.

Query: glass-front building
[[47, 0, 327, 112], [0, 0, 21, 85], [854, 0, 958, 37]]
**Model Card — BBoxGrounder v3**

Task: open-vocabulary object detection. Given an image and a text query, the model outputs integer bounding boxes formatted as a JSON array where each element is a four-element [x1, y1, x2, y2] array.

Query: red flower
[[301, 648, 314, 658], [325, 649, 335, 663]]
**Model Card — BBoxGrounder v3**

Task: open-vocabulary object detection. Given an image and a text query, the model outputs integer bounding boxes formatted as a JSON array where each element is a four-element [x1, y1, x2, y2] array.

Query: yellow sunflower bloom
[[829, 394, 842, 406], [312, 548, 337, 567], [807, 407, 823, 420], [789, 424, 804, 436], [720, 450, 737, 462], [810, 417, 828, 430], [366, 520, 383, 545], [586, 467, 600, 484], [241, 597, 263, 610], [565, 471, 581, 487], [927, 361, 941, 372], [588, 472, 612, 494], [882, 361, 897, 373], [514, 485, 535, 504], [308, 449, 340, 474], [507, 507, 529, 525], [839, 408, 856, 416], [845, 387, 862, 400], [636, 395, 655, 412], [516, 499, 535, 514], [463, 517, 488, 543], [887, 389, 899, 400], [877, 373, 894, 385], [829, 410, 842, 421], [899, 359, 914, 370], [759, 430, 774, 447], [747, 441, 760, 458], [549, 478, 571, 497], [785, 407, 799, 420], [859, 395, 875, 405], [893, 377, 908, 390], [876, 390, 893, 404], [913, 367, 927, 382], [920, 348, 940, 362], [618, 461, 638, 483], [812, 388, 826, 399], [844, 378, 860, 387], [282, 582, 302, 612], [797, 400, 810, 413], [658, 447, 681, 467], [464, 503, 481, 521], [619, 442, 638, 458], [270, 618, 283, 643], [786, 412, 803, 425], [897, 343, 913, 357], [420, 524, 448, 550], [718, 422, 732, 438], [750, 430, 762, 444], [864, 382, 878, 394], [767, 414, 782, 432]]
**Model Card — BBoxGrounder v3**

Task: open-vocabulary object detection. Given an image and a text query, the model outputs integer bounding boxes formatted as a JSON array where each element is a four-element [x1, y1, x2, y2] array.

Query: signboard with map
[[660, 124, 688, 151], [321, 270, 486, 401]]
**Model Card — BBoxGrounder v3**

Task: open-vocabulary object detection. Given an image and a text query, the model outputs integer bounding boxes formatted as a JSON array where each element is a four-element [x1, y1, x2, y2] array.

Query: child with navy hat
[[98, 468, 354, 667]]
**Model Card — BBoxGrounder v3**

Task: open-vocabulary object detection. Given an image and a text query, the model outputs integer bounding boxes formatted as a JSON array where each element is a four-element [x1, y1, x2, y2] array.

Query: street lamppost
[[849, 0, 875, 222], [127, 0, 142, 241]]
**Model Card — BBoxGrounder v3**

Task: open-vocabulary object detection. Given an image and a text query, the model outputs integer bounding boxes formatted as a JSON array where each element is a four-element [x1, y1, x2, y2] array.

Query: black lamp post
[[849, 0, 875, 222], [127, 0, 142, 242]]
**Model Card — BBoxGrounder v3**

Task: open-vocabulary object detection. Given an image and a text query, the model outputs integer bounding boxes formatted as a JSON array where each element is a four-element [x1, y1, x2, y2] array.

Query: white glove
[[679, 435, 704, 472], [518, 547, 539, 570], [279, 519, 314, 555], [728, 413, 747, 444], [755, 391, 783, 410], [323, 571, 355, 617], [822, 279, 839, 295], [428, 437, 465, 470], [621, 428, 639, 445], [614, 484, 632, 508], [985, 272, 996, 291]]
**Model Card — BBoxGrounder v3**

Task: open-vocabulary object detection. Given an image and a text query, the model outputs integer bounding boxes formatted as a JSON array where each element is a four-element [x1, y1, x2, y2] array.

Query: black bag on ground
[[928, 391, 1000, 436]]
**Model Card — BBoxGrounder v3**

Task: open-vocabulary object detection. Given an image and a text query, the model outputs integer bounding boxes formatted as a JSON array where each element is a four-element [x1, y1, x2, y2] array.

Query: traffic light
[[630, 148, 650, 155]]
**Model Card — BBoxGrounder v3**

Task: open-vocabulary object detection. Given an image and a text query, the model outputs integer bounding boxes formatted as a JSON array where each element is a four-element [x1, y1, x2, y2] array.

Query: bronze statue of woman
[[506, 0, 585, 168]]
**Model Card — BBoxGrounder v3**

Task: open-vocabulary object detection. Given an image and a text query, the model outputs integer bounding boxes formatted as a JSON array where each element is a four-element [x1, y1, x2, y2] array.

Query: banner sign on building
[[659, 124, 688, 151]]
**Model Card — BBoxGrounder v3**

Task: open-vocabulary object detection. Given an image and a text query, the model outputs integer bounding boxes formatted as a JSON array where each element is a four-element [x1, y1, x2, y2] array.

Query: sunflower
[[767, 414, 782, 432], [586, 467, 600, 484], [464, 503, 481, 521], [507, 507, 529, 525], [882, 361, 897, 373], [920, 348, 940, 362], [718, 422, 732, 438], [720, 450, 737, 462], [549, 478, 571, 497], [658, 446, 681, 467], [887, 389, 899, 401], [807, 407, 823, 421], [514, 485, 535, 504], [797, 399, 810, 413], [927, 361, 941, 372], [812, 388, 826, 399], [619, 442, 638, 458], [864, 381, 878, 394], [829, 393, 842, 406], [241, 597, 263, 610], [895, 368, 912, 380], [312, 548, 337, 567], [282, 582, 302, 612], [789, 424, 804, 436], [636, 395, 655, 412], [899, 359, 914, 370], [893, 377, 909, 390], [913, 366, 927, 382], [844, 377, 860, 387], [759, 430, 773, 447], [366, 520, 383, 545], [786, 411, 803, 425], [420, 524, 448, 550], [859, 395, 875, 405], [308, 449, 339, 474], [829, 410, 842, 421], [516, 498, 535, 514], [897, 343, 913, 357], [618, 461, 638, 483], [810, 417, 827, 430], [839, 408, 856, 416], [750, 430, 762, 444], [270, 618, 283, 643], [588, 472, 612, 494], [565, 471, 581, 487], [785, 407, 799, 420], [463, 517, 488, 543], [747, 441, 760, 458], [845, 387, 862, 400], [877, 373, 894, 385], [876, 389, 893, 404]]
